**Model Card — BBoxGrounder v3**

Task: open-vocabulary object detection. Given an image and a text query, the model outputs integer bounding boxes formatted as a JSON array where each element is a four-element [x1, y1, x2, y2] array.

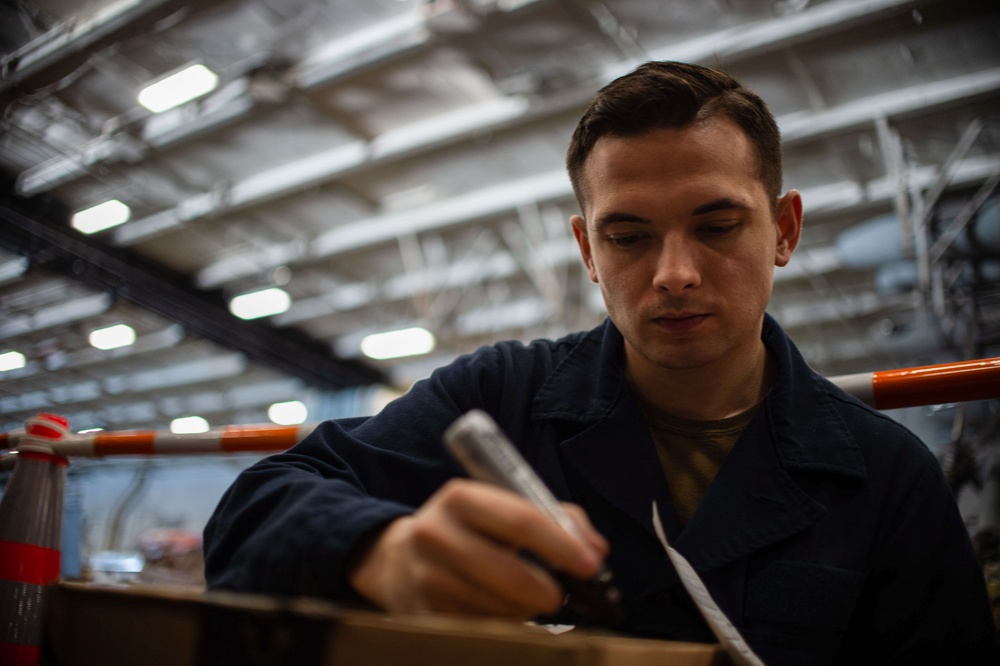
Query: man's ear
[[571, 215, 599, 283], [774, 190, 803, 267]]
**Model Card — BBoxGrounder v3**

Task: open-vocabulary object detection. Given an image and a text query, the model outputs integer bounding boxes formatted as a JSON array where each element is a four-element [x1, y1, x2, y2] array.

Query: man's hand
[[347, 479, 609, 619]]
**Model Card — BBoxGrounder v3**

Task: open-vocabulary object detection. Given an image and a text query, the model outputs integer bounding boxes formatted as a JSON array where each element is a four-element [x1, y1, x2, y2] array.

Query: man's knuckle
[[438, 478, 473, 504], [409, 519, 444, 550]]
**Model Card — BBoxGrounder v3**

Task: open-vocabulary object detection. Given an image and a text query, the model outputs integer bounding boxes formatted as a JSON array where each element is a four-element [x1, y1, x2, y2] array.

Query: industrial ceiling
[[1, 0, 998, 434]]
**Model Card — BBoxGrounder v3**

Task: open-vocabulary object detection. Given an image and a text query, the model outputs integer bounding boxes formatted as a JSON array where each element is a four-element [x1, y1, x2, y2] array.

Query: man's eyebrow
[[692, 198, 752, 215], [593, 212, 650, 230]]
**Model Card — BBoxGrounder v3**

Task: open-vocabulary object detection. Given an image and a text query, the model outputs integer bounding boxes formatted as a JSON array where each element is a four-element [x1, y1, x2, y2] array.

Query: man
[[204, 62, 999, 664]]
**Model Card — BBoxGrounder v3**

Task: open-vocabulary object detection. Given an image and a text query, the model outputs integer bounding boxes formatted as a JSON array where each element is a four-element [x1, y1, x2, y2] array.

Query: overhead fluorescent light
[[0, 350, 26, 372], [71, 199, 131, 234], [229, 287, 291, 320], [138, 64, 219, 113], [268, 400, 308, 425], [361, 326, 435, 360], [170, 416, 209, 434], [88, 323, 136, 350]]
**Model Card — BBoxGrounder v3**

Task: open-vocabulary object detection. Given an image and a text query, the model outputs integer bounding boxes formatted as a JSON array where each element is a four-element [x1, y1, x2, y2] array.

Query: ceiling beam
[[780, 68, 1000, 143], [14, 0, 936, 201], [0, 375, 310, 430], [0, 198, 385, 390], [113, 95, 533, 246], [0, 254, 28, 285], [13, 0, 540, 197], [0, 351, 247, 416], [0, 291, 111, 337], [13, 324, 186, 376], [646, 0, 932, 66], [290, 11, 432, 90], [0, 0, 227, 100]]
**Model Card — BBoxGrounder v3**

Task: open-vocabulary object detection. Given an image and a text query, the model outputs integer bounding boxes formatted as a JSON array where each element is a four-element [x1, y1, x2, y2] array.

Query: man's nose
[[651, 239, 701, 293]]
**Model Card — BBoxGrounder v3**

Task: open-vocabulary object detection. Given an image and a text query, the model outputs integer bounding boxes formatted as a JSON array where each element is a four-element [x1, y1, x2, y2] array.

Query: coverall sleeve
[[202, 346, 512, 599]]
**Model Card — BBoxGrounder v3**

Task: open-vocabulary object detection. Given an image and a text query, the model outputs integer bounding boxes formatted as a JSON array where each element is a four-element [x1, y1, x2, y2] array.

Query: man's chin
[[631, 343, 719, 373]]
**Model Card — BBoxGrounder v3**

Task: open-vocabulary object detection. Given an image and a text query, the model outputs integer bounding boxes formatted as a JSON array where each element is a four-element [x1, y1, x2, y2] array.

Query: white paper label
[[652, 502, 766, 666]]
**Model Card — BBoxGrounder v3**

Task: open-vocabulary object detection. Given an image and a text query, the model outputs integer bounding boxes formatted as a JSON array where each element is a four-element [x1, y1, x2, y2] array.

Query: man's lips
[[652, 313, 708, 332]]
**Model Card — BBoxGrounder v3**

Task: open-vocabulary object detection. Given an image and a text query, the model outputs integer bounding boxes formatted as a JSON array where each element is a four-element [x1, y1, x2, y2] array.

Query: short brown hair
[[566, 61, 783, 211]]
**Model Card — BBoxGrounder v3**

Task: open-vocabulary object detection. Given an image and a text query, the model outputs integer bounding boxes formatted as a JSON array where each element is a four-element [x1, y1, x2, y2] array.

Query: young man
[[204, 62, 999, 664]]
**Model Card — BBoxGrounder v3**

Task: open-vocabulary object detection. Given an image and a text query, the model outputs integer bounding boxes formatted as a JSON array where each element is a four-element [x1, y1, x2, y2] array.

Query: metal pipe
[[830, 357, 1000, 411]]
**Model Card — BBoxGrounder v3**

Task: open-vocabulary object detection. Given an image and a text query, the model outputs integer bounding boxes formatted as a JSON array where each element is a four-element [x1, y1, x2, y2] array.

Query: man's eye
[[700, 223, 738, 237], [607, 233, 646, 247]]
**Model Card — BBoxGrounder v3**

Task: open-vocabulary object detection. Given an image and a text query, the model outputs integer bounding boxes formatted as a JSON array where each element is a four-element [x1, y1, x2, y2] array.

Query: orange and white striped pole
[[0, 413, 70, 666], [830, 357, 1000, 411], [0, 360, 997, 459], [0, 423, 315, 459]]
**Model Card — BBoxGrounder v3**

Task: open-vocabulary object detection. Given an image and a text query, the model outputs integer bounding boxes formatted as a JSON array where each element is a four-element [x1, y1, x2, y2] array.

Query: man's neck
[[625, 341, 775, 421]]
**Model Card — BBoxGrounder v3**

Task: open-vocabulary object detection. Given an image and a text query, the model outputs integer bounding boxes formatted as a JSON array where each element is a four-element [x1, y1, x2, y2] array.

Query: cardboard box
[[43, 582, 729, 665]]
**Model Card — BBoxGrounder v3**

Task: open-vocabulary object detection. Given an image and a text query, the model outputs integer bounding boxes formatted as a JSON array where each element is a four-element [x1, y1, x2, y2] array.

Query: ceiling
[[1, 0, 999, 434]]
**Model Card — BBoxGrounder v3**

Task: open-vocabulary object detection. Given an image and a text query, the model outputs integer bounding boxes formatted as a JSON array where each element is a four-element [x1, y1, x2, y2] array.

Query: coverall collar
[[532, 314, 867, 575]]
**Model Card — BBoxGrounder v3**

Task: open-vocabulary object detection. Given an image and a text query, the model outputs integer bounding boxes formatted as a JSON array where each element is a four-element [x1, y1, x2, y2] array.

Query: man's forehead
[[594, 117, 750, 154], [577, 120, 767, 214]]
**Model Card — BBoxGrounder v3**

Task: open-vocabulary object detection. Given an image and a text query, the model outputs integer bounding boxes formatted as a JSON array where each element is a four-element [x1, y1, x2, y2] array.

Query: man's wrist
[[344, 517, 405, 605]]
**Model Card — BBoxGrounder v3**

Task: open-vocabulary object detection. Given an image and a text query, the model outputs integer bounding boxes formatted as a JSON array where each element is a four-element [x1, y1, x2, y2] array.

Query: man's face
[[571, 117, 801, 377]]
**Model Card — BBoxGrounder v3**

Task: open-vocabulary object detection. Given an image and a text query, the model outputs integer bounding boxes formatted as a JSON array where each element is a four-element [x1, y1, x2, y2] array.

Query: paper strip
[[652, 502, 766, 666]]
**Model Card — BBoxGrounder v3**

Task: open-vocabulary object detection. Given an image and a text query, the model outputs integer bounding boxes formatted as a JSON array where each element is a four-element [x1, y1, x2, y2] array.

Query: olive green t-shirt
[[636, 397, 761, 527]]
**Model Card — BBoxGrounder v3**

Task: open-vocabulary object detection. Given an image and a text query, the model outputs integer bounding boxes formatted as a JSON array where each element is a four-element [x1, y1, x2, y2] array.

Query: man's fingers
[[413, 489, 567, 614], [348, 479, 609, 619], [561, 502, 610, 558], [432, 480, 604, 580]]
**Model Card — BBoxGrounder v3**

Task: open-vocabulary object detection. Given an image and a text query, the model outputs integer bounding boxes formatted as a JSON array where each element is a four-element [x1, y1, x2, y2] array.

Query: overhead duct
[[873, 260, 918, 294], [836, 195, 1000, 271], [836, 194, 1000, 358], [874, 259, 1000, 294], [835, 213, 905, 269]]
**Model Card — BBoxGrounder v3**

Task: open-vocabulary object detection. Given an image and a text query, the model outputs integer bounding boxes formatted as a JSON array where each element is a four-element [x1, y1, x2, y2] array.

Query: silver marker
[[444, 409, 624, 626]]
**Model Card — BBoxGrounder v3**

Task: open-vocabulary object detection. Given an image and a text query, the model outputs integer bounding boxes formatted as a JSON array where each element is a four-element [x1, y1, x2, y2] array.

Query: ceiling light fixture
[[229, 287, 291, 320], [360, 326, 435, 360], [71, 199, 131, 234], [138, 64, 219, 113], [88, 324, 136, 350], [268, 400, 308, 425], [0, 350, 26, 372], [170, 416, 210, 434]]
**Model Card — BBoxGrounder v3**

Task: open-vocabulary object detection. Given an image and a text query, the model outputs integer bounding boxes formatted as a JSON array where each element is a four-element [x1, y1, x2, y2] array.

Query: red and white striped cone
[[0, 413, 70, 666]]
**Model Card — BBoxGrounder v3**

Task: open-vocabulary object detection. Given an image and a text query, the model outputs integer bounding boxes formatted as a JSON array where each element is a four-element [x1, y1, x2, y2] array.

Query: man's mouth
[[652, 313, 708, 332]]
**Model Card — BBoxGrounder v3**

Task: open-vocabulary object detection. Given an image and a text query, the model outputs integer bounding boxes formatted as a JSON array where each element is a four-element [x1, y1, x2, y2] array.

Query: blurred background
[[1, 0, 998, 586]]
